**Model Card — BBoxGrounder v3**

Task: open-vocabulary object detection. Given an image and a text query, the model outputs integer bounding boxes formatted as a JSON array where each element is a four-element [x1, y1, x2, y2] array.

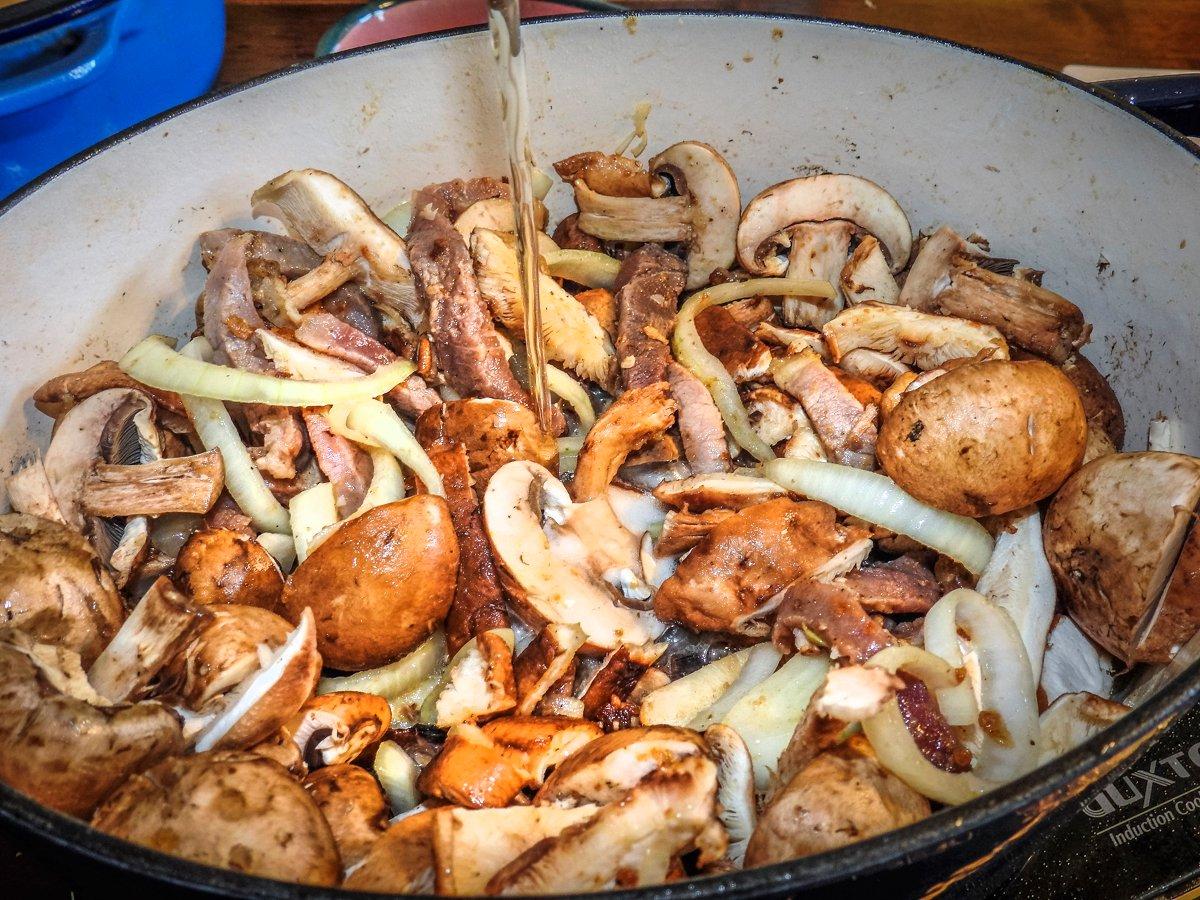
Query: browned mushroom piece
[[771, 347, 878, 469], [417, 398, 559, 493], [33, 360, 188, 427], [553, 212, 605, 254], [554, 151, 653, 197], [651, 472, 786, 511], [344, 808, 438, 893], [287, 691, 391, 769], [614, 245, 686, 391], [248, 727, 308, 777], [899, 226, 1089, 362], [724, 296, 776, 329], [823, 301, 1009, 371], [418, 724, 529, 808], [93, 751, 341, 886], [174, 527, 286, 610], [693, 305, 772, 382], [513, 624, 586, 716], [572, 382, 678, 502], [745, 735, 929, 866], [0, 631, 184, 817], [655, 499, 870, 635], [656, 508, 736, 556], [743, 386, 827, 462], [839, 234, 901, 306], [779, 220, 856, 328], [578, 643, 665, 730], [573, 287, 618, 338], [666, 362, 732, 475], [1060, 351, 1125, 452], [0, 513, 124, 666], [482, 716, 604, 785], [303, 763, 390, 870], [279, 496, 459, 670]]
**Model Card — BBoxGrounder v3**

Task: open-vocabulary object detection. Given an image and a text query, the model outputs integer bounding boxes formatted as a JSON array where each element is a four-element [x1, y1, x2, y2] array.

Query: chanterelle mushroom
[[0, 631, 183, 816], [736, 174, 912, 277], [572, 382, 678, 502], [899, 227, 1089, 362], [483, 461, 662, 652], [92, 751, 341, 886]]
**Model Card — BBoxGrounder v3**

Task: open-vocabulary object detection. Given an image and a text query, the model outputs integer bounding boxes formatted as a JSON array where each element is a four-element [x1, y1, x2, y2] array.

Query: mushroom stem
[[284, 247, 360, 316], [81, 449, 226, 517], [574, 181, 692, 242]]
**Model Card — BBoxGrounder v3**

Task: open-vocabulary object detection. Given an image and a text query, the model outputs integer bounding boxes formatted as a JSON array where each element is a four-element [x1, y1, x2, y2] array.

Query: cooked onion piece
[[345, 400, 444, 497], [289, 482, 338, 564], [543, 249, 620, 289]]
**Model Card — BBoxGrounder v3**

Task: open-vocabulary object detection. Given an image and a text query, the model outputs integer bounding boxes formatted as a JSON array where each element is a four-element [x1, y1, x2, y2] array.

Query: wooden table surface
[[221, 0, 1200, 88]]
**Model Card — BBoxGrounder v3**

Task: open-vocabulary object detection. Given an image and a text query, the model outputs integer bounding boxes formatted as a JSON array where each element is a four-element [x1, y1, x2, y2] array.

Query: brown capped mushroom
[[419, 723, 529, 808], [0, 631, 183, 816], [279, 496, 458, 670], [92, 751, 340, 885], [513, 624, 586, 716], [287, 691, 391, 769], [0, 513, 124, 666], [344, 808, 438, 893], [1044, 452, 1200, 663], [303, 763, 390, 870], [877, 358, 1087, 516], [174, 527, 285, 610], [656, 508, 735, 556]]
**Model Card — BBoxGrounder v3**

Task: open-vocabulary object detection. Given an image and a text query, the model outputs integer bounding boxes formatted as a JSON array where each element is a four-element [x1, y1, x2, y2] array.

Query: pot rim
[[1, 10, 1198, 898]]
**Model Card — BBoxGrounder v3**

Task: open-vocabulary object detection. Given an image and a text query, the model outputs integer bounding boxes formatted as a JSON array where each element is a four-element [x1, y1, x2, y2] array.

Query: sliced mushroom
[[823, 302, 1009, 370], [248, 727, 308, 777], [303, 763, 389, 871], [0, 513, 124, 666], [578, 643, 665, 730], [81, 449, 224, 517], [344, 808, 438, 893], [899, 227, 1089, 362], [555, 151, 653, 197], [657, 508, 735, 556], [87, 577, 205, 703], [573, 287, 618, 338], [419, 723, 528, 808], [744, 386, 827, 462], [471, 228, 617, 388], [482, 715, 604, 785], [429, 628, 517, 728], [1040, 614, 1116, 705], [745, 734, 929, 866], [251, 169, 416, 324], [514, 624, 586, 716], [704, 724, 756, 866], [838, 348, 912, 387], [780, 220, 856, 328], [694, 305, 773, 381], [840, 234, 900, 305], [772, 348, 877, 469], [33, 360, 187, 427], [454, 195, 548, 241], [287, 691, 391, 769], [484, 462, 661, 653], [572, 382, 678, 502], [651, 472, 786, 511], [93, 750, 340, 885], [1037, 691, 1128, 763], [1044, 452, 1200, 663], [174, 527, 285, 609], [0, 631, 183, 816], [736, 174, 912, 277], [754, 321, 830, 356]]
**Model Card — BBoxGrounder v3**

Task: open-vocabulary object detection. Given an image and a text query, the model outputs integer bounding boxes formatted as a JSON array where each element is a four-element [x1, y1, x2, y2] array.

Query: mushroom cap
[[0, 513, 124, 666], [92, 751, 340, 886], [736, 174, 912, 276], [1044, 452, 1200, 663], [416, 398, 558, 492], [287, 690, 391, 769], [483, 461, 657, 652], [302, 763, 389, 870], [0, 635, 183, 816], [744, 735, 929, 866], [344, 808, 438, 894], [280, 495, 458, 670], [174, 527, 285, 610], [877, 359, 1087, 516], [649, 141, 741, 289]]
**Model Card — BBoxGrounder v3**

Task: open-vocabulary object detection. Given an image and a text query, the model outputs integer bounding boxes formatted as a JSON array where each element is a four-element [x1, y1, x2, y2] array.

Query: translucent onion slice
[[640, 647, 753, 727], [923, 589, 1040, 782], [345, 399, 445, 497], [673, 278, 836, 462], [255, 532, 297, 572], [543, 249, 620, 289], [178, 338, 290, 534], [556, 435, 584, 476], [865, 644, 977, 727], [121, 335, 414, 406], [689, 643, 782, 731], [319, 629, 447, 725], [374, 740, 421, 816], [382, 199, 413, 236], [358, 446, 406, 512], [763, 458, 994, 575], [547, 364, 596, 429], [289, 482, 338, 564]]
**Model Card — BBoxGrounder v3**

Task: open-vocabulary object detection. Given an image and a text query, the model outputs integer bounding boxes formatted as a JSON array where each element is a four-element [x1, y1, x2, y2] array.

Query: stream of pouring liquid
[[487, 0, 552, 431]]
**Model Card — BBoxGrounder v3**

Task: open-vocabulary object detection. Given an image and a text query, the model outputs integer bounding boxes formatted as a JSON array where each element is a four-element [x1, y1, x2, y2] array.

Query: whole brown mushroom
[[174, 527, 285, 610], [877, 359, 1087, 516]]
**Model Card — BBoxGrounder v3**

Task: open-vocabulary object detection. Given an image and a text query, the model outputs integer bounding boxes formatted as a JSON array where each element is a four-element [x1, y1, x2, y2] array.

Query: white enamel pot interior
[[0, 10, 1199, 899]]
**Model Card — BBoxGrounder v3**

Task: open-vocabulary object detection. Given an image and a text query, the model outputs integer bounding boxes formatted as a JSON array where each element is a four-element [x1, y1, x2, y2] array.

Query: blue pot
[[0, 0, 224, 199]]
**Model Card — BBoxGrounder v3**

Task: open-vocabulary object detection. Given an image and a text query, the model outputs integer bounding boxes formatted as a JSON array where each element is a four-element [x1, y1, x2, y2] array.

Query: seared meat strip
[[244, 405, 305, 481], [301, 408, 372, 517], [773, 347, 878, 469], [416, 177, 509, 220], [839, 555, 941, 614], [896, 675, 973, 772], [614, 245, 686, 391], [666, 363, 730, 474]]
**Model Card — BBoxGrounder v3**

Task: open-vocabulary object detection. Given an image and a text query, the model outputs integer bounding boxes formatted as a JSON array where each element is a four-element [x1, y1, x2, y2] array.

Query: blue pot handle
[[0, 7, 122, 118]]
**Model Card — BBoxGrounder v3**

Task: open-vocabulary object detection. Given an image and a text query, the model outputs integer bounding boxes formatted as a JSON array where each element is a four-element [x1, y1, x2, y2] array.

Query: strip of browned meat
[[294, 313, 439, 417], [301, 408, 373, 517], [839, 556, 941, 614], [666, 363, 730, 474], [614, 245, 686, 391], [414, 177, 509, 221], [426, 442, 508, 654], [408, 207, 564, 432], [773, 347, 878, 469], [244, 405, 305, 481]]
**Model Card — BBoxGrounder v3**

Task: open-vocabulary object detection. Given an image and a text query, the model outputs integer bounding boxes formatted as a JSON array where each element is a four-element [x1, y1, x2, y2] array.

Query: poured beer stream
[[487, 0, 552, 431]]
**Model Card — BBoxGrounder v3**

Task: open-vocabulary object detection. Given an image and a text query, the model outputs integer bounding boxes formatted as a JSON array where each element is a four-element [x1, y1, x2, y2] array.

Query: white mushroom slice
[[433, 804, 602, 896], [780, 221, 855, 328], [452, 196, 549, 242], [471, 227, 616, 388], [651, 472, 787, 511], [737, 174, 913, 276], [823, 302, 1009, 370], [430, 629, 517, 728], [541, 479, 648, 602], [5, 456, 66, 523], [251, 169, 417, 324], [704, 724, 756, 866], [1037, 692, 1128, 764], [1040, 615, 1116, 705], [744, 387, 827, 462], [649, 141, 742, 289], [574, 181, 692, 242], [753, 322, 831, 358], [976, 508, 1057, 683], [838, 348, 912, 386], [606, 486, 668, 539], [839, 235, 900, 305]]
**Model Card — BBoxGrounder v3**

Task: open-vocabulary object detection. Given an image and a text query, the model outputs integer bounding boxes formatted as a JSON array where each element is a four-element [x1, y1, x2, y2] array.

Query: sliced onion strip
[[763, 458, 993, 574], [345, 399, 444, 497], [289, 482, 338, 564], [543, 249, 620, 289]]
